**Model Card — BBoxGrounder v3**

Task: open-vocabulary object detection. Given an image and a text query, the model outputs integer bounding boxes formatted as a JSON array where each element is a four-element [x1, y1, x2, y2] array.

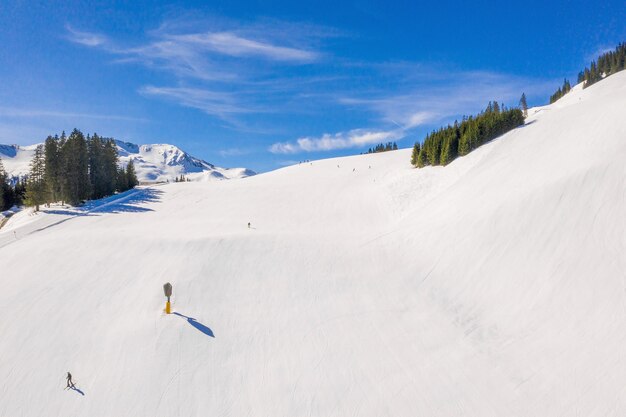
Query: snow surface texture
[[0, 140, 255, 183], [1, 72, 626, 416]]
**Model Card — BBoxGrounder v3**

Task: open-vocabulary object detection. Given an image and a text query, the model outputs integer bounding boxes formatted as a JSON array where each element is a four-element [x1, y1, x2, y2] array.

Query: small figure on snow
[[66, 371, 75, 389], [248, 222, 251, 229]]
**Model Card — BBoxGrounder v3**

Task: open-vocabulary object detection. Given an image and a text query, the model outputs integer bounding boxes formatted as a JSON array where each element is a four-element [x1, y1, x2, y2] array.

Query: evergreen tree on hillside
[[126, 159, 138, 189], [88, 133, 114, 199], [413, 103, 524, 168], [578, 43, 626, 88], [25, 145, 47, 211], [519, 93, 528, 117], [410, 142, 421, 166], [0, 158, 15, 211], [44, 135, 63, 204], [63, 129, 91, 204], [102, 139, 119, 195], [366, 141, 400, 154], [549, 79, 572, 104], [116, 167, 129, 192], [13, 178, 26, 206]]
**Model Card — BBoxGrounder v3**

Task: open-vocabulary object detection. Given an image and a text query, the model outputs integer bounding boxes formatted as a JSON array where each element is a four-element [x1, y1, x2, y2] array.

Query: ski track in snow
[[1, 72, 626, 416]]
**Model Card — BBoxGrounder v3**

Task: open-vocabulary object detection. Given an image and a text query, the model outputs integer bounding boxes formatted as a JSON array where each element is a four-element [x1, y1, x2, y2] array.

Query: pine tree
[[13, 178, 26, 206], [519, 93, 528, 117], [126, 159, 138, 189], [63, 129, 91, 205], [25, 145, 47, 211], [116, 167, 128, 192], [44, 135, 63, 204], [410, 143, 420, 166], [102, 139, 119, 196], [0, 158, 14, 211]]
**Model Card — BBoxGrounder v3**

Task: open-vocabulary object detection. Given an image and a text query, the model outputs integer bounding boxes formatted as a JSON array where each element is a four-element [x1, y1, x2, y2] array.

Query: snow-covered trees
[[411, 102, 525, 168]]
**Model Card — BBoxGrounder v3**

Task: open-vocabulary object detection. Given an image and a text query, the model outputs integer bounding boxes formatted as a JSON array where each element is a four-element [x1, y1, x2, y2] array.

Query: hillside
[[1, 71, 626, 416], [0, 140, 255, 183]]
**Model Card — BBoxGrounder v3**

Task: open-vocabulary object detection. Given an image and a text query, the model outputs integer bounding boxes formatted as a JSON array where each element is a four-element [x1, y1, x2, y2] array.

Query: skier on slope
[[66, 372, 75, 389]]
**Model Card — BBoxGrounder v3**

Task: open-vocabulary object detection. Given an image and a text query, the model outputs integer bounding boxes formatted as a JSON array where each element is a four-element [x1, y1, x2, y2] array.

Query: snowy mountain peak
[[0, 140, 255, 182]]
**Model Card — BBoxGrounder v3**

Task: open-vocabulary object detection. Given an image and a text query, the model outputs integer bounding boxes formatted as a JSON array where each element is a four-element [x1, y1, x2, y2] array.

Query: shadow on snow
[[69, 386, 85, 396], [44, 188, 163, 217], [173, 312, 215, 338], [30, 188, 163, 234]]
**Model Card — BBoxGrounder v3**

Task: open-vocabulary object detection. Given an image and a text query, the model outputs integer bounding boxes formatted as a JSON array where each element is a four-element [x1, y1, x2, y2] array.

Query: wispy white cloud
[[337, 71, 555, 129], [139, 86, 255, 118], [0, 107, 148, 122], [218, 147, 252, 157], [65, 18, 328, 127], [64, 17, 555, 148], [167, 32, 318, 62], [65, 25, 108, 47], [66, 20, 322, 82], [584, 45, 616, 65], [269, 128, 403, 154]]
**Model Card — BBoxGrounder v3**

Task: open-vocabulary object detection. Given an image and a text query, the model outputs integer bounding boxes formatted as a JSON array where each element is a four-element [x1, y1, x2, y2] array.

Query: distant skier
[[248, 222, 251, 229], [66, 372, 75, 389]]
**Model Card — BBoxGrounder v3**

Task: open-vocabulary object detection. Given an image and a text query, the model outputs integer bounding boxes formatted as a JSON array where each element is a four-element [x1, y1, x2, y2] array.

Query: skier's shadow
[[69, 386, 85, 396], [173, 312, 215, 338]]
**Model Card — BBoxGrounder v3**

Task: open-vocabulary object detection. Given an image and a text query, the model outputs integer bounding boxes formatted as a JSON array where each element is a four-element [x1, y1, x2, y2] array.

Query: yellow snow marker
[[163, 282, 173, 314]]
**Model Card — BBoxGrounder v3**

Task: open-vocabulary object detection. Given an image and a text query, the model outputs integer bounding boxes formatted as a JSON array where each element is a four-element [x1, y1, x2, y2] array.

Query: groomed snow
[[1, 72, 626, 416]]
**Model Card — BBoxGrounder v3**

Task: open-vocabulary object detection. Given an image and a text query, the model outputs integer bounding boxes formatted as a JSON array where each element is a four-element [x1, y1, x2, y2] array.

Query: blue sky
[[0, 1, 624, 172]]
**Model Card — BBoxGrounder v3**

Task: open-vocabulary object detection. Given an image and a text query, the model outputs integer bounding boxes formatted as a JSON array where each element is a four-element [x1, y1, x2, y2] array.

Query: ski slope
[[1, 72, 626, 416]]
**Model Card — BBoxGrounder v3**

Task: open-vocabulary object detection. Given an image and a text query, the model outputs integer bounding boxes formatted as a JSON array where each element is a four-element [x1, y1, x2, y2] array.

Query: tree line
[[365, 142, 399, 154], [549, 42, 625, 103], [0, 159, 26, 211], [549, 79, 572, 104], [411, 102, 525, 168], [1, 129, 138, 212], [578, 42, 626, 88]]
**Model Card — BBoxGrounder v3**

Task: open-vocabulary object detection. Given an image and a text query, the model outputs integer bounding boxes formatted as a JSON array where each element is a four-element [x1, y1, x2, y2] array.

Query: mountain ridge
[[0, 140, 255, 182]]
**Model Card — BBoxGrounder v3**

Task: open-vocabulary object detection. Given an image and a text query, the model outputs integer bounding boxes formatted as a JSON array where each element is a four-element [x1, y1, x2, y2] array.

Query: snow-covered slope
[[1, 72, 626, 416], [0, 140, 255, 182]]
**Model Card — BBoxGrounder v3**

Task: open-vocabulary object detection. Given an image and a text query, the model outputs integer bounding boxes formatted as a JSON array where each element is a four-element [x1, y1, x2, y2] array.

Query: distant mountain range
[[0, 141, 255, 182]]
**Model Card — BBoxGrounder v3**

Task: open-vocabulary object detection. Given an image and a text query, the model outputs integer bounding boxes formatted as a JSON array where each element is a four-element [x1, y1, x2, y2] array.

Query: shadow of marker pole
[[172, 312, 215, 338]]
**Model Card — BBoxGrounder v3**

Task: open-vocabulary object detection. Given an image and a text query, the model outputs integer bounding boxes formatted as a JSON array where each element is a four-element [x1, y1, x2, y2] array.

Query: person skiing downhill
[[66, 372, 75, 389]]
